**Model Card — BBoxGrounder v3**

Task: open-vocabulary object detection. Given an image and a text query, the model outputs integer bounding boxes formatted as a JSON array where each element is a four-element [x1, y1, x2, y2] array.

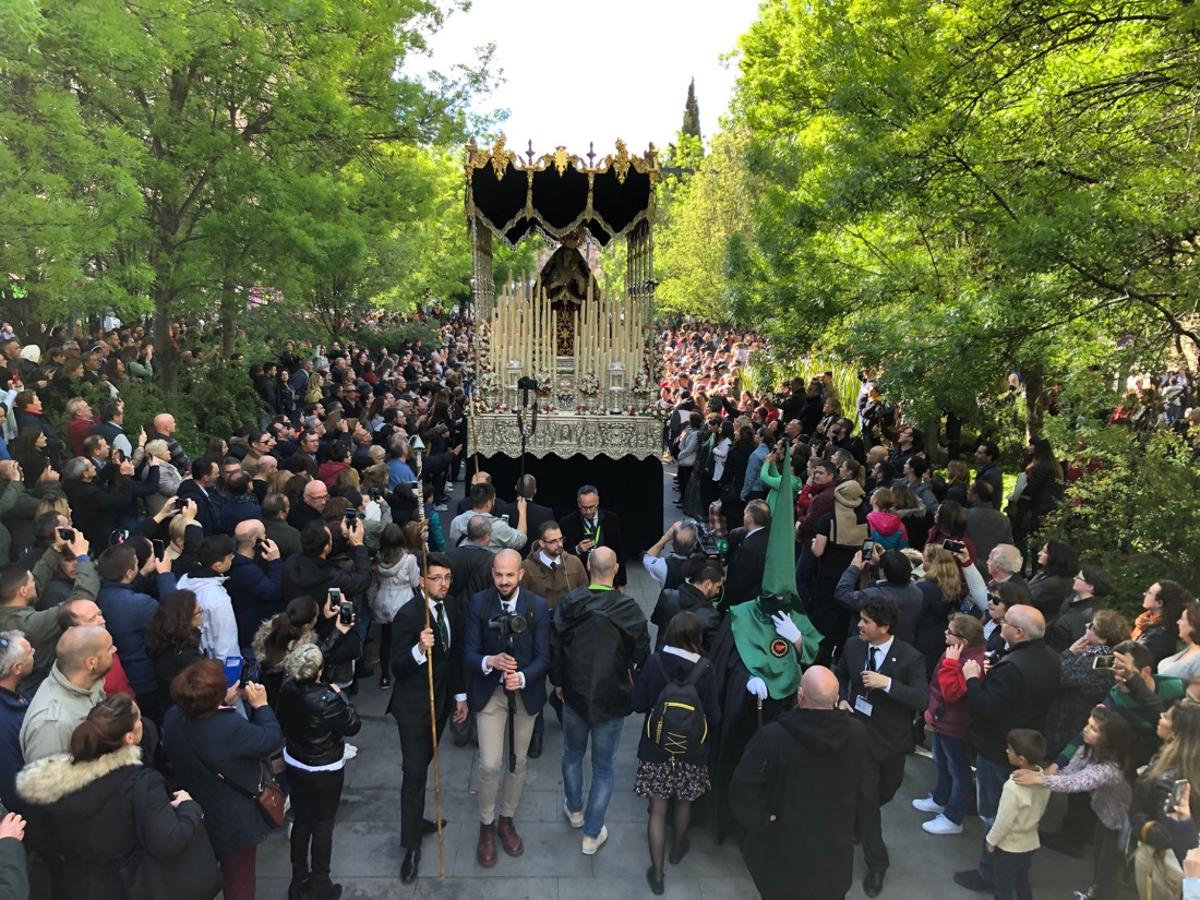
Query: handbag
[[120, 771, 223, 900], [183, 725, 286, 829], [1134, 841, 1184, 900]]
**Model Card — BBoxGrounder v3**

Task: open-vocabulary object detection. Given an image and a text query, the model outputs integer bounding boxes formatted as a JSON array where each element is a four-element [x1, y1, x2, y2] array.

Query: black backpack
[[645, 655, 710, 763]]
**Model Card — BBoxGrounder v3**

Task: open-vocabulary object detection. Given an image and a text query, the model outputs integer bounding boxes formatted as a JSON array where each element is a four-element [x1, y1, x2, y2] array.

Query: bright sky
[[417, 0, 762, 154]]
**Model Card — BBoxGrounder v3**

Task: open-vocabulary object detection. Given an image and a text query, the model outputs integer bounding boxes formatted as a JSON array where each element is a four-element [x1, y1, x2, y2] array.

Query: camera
[[488, 611, 528, 649], [689, 519, 723, 560]]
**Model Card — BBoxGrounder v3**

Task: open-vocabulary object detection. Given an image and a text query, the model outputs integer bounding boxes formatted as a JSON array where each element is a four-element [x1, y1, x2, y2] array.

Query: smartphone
[[328, 587, 341, 605], [943, 539, 966, 554], [368, 487, 382, 500], [344, 508, 358, 523], [57, 527, 75, 542], [1092, 655, 1116, 670], [152, 539, 165, 561], [1169, 778, 1189, 812], [223, 656, 243, 688], [861, 539, 875, 559], [240, 658, 259, 686], [339, 600, 354, 626]]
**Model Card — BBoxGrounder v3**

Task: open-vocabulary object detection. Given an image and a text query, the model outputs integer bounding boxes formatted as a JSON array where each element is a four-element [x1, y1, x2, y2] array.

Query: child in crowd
[[866, 487, 908, 550], [986, 729, 1051, 900], [1012, 707, 1134, 900]]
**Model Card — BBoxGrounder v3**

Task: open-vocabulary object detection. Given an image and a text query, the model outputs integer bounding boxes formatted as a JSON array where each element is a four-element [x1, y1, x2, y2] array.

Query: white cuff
[[517, 672, 526, 690], [481, 657, 493, 675], [454, 693, 467, 703], [412, 644, 427, 665]]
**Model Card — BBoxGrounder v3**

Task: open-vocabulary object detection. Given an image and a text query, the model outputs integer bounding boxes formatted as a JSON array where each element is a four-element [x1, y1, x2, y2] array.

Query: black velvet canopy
[[465, 140, 658, 247]]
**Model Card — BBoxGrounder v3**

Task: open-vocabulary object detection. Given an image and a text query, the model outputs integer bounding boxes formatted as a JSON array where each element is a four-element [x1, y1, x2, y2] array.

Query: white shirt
[[642, 553, 669, 587], [663, 645, 701, 664], [865, 637, 895, 694], [538, 550, 562, 569], [410, 597, 467, 703]]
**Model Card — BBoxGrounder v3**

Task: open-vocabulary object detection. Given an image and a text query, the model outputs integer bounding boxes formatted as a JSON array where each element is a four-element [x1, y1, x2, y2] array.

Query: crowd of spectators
[[0, 313, 1194, 900]]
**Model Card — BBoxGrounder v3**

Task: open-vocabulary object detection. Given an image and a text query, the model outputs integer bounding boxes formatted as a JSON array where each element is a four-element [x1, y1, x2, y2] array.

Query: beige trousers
[[475, 685, 537, 823]]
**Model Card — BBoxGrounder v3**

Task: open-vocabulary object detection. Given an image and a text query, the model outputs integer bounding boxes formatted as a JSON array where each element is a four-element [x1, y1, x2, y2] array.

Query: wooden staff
[[412, 440, 446, 878], [470, 334, 482, 475]]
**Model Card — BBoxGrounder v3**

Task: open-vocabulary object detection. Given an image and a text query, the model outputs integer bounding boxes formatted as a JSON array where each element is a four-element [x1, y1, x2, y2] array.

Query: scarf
[[1131, 610, 1159, 642]]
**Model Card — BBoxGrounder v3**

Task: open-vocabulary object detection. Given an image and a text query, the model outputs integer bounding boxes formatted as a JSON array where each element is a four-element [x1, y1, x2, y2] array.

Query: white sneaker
[[922, 814, 964, 835], [581, 825, 608, 855], [911, 796, 944, 814], [563, 799, 583, 829], [343, 743, 358, 761]]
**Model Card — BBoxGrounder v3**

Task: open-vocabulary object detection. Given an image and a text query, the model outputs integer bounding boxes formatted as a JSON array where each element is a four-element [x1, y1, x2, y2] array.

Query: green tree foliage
[[681, 78, 702, 140], [3, 0, 492, 389], [730, 0, 1200, 432]]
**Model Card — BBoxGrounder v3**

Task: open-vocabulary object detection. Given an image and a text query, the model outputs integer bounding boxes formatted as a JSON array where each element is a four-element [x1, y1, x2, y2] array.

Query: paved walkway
[[254, 465, 1111, 899]]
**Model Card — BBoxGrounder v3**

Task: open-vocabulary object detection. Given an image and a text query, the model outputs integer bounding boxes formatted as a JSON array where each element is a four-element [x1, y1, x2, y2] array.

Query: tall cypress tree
[[681, 78, 701, 139]]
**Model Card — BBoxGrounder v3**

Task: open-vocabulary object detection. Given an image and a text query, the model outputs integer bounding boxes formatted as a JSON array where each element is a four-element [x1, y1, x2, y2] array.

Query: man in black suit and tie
[[513, 474, 554, 554], [559, 484, 627, 587], [176, 457, 219, 535], [387, 553, 467, 883], [834, 596, 930, 898], [722, 500, 771, 608], [463, 549, 551, 868]]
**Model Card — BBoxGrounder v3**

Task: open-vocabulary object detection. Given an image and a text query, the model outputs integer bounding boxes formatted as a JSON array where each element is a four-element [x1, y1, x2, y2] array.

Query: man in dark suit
[[559, 484, 627, 587], [722, 500, 770, 608], [462, 549, 550, 868], [176, 457, 219, 535], [446, 516, 496, 606], [512, 474, 553, 554], [388, 553, 468, 883], [834, 597, 930, 898]]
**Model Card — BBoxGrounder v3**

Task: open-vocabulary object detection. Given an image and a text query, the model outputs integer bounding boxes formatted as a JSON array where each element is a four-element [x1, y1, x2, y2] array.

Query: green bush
[[1040, 425, 1200, 617]]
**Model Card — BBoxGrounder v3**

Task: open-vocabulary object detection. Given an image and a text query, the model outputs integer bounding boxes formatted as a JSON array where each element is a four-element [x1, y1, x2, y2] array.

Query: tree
[[681, 78, 702, 141], [11, 0, 492, 390], [729, 0, 1200, 434]]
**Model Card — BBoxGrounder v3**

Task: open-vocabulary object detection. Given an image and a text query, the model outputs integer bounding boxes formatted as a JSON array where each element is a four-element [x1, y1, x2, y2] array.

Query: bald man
[[228, 519, 284, 650], [145, 412, 191, 471], [730, 665, 873, 900], [463, 548, 551, 868], [289, 478, 327, 531], [549, 545, 649, 853], [955, 604, 1059, 894], [19, 625, 113, 761]]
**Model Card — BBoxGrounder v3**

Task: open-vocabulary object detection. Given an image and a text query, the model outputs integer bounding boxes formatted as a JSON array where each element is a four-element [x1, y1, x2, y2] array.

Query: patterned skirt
[[634, 759, 711, 801]]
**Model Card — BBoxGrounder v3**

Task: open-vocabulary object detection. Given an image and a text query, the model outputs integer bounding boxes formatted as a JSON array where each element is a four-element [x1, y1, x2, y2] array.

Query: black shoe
[[528, 733, 543, 759], [668, 835, 690, 865], [863, 870, 884, 898], [421, 818, 446, 835], [646, 866, 665, 896], [1040, 829, 1086, 858], [308, 877, 342, 900], [952, 870, 992, 893], [288, 874, 310, 900], [400, 849, 420, 884], [378, 675, 391, 688]]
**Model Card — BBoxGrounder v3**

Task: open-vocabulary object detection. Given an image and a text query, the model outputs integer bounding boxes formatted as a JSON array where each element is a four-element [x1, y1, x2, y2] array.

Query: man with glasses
[[560, 485, 627, 587], [953, 604, 1059, 894], [240, 430, 276, 475], [388, 553, 467, 883]]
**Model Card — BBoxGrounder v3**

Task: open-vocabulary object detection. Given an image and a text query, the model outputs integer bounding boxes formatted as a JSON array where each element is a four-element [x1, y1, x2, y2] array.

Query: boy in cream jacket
[[986, 729, 1051, 900]]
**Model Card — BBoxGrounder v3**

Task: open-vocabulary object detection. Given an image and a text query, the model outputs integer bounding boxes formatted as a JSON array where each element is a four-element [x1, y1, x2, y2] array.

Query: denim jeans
[[975, 755, 1011, 882], [561, 702, 624, 839], [930, 732, 973, 825], [992, 848, 1033, 900]]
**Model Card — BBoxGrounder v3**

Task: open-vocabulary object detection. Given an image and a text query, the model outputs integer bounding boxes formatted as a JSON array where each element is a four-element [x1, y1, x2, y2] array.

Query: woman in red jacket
[[913, 613, 987, 836]]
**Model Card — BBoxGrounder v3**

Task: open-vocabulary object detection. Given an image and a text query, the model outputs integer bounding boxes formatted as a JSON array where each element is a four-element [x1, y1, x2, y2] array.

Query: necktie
[[433, 602, 447, 649], [867, 647, 878, 672], [549, 560, 558, 572]]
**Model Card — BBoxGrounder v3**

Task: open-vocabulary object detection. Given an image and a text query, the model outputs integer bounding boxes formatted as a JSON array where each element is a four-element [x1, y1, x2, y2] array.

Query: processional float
[[465, 137, 664, 462]]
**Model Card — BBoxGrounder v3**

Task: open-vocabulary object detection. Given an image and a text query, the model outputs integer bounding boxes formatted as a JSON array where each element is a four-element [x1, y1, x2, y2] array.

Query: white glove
[[746, 677, 768, 700], [771, 612, 802, 645]]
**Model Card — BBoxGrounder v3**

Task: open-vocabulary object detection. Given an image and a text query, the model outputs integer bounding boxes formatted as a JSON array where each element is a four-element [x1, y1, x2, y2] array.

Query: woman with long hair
[[145, 590, 206, 704], [17, 695, 208, 900], [10, 425, 49, 487], [914, 546, 963, 676], [1014, 436, 1064, 563], [1134, 580, 1191, 666], [1159, 602, 1200, 681], [252, 595, 356, 705], [944, 459, 971, 506], [1130, 701, 1200, 899], [632, 612, 721, 895], [367, 523, 420, 688], [1028, 539, 1078, 620]]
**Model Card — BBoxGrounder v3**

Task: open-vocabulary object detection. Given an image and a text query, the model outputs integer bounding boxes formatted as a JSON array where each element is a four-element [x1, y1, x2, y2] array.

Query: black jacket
[[276, 679, 361, 767], [63, 476, 133, 550], [16, 745, 206, 900], [650, 582, 722, 652], [730, 709, 873, 900], [560, 509, 627, 587], [387, 591, 466, 728], [445, 543, 495, 606], [966, 637, 1060, 762], [550, 586, 650, 724], [835, 636, 929, 761], [723, 527, 768, 608], [1046, 594, 1101, 652], [282, 546, 371, 604]]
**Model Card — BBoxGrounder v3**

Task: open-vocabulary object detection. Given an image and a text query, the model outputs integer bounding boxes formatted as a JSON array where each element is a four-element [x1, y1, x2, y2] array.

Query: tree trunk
[[153, 287, 178, 395], [1024, 368, 1046, 439]]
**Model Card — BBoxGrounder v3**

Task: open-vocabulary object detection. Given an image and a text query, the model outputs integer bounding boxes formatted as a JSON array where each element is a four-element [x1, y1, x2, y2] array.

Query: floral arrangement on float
[[578, 372, 601, 396]]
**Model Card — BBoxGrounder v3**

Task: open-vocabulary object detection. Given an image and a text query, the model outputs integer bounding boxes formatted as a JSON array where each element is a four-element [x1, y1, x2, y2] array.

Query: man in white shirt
[[448, 483, 527, 551]]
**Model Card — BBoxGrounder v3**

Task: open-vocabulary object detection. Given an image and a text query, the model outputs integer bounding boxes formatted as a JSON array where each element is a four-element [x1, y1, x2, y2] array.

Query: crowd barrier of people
[[0, 317, 1195, 900]]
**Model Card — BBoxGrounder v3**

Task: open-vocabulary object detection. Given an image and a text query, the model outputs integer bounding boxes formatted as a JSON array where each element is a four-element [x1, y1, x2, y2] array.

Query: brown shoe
[[476, 822, 497, 868], [497, 816, 524, 856]]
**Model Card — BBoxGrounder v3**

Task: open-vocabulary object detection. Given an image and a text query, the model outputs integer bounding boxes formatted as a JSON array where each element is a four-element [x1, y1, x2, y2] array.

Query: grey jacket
[[19, 663, 105, 762]]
